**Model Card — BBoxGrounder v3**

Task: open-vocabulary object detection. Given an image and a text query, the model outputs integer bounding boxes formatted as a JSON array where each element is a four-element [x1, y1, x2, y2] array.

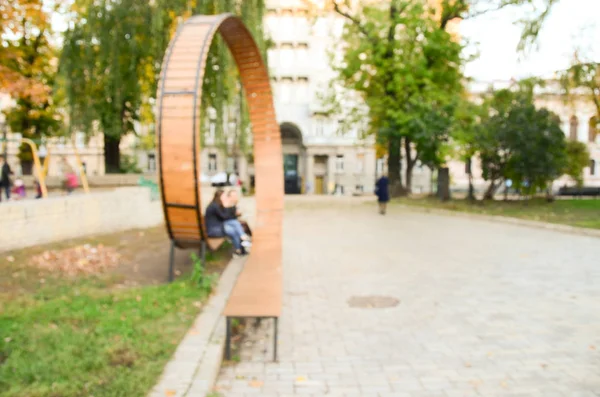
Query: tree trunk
[[466, 158, 475, 201], [468, 174, 475, 201], [483, 180, 500, 200], [104, 134, 121, 174], [404, 137, 414, 195], [387, 136, 406, 197]]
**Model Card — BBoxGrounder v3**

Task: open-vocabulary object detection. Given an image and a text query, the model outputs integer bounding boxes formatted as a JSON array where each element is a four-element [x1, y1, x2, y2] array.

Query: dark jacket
[[225, 205, 239, 220], [204, 201, 231, 237], [375, 176, 390, 203], [0, 163, 12, 186]]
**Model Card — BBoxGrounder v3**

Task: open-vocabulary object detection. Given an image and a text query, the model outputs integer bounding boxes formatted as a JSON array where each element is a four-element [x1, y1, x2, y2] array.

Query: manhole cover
[[347, 295, 399, 309]]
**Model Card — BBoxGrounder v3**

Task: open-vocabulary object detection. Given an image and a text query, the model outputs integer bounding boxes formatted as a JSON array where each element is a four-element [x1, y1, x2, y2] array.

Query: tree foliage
[[0, 0, 67, 103], [329, 0, 464, 195], [563, 140, 590, 187], [0, 0, 65, 165], [60, 0, 268, 173], [560, 61, 600, 129], [474, 82, 567, 198]]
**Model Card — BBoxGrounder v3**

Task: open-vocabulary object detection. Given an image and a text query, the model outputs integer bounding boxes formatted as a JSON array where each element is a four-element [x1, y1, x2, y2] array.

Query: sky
[[46, 0, 599, 83], [461, 0, 600, 82]]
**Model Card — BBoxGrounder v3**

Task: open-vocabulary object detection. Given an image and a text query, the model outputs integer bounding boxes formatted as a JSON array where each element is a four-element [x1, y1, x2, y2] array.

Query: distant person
[[375, 173, 390, 215], [0, 155, 13, 202], [226, 189, 252, 237], [205, 189, 250, 257], [34, 180, 43, 199], [60, 157, 78, 195], [305, 181, 313, 194], [11, 178, 26, 200]]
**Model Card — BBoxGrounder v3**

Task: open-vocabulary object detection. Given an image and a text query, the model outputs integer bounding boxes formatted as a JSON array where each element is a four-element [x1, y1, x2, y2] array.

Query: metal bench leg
[[273, 317, 278, 362], [225, 317, 232, 361], [201, 240, 207, 266], [168, 240, 175, 282]]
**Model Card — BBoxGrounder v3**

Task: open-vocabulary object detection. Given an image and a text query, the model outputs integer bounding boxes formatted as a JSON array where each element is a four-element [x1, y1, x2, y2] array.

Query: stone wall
[[20, 173, 157, 189], [0, 187, 163, 252]]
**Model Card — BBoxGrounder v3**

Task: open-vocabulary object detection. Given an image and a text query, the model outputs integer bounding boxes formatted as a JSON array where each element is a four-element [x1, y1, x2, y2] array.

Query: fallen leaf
[[464, 362, 472, 368], [164, 390, 175, 397], [249, 380, 263, 388], [136, 296, 142, 302], [296, 376, 306, 382], [590, 345, 596, 350], [6, 256, 14, 262]]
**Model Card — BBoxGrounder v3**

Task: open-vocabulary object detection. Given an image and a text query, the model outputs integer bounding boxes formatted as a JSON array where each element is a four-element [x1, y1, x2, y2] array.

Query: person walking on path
[[375, 173, 390, 215], [0, 155, 13, 202]]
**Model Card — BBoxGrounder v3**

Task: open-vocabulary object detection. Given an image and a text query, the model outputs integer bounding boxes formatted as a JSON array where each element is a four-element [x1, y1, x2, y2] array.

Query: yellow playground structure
[[0, 135, 90, 198]]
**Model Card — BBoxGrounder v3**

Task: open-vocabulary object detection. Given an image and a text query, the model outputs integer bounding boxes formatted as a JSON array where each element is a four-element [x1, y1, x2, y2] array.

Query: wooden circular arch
[[156, 14, 284, 249]]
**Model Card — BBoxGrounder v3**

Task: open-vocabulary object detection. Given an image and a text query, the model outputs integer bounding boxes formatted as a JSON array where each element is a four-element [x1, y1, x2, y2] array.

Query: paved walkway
[[215, 200, 600, 396]]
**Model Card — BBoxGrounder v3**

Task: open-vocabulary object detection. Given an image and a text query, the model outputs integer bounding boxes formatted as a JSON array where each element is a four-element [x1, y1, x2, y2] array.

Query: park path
[[215, 199, 600, 397]]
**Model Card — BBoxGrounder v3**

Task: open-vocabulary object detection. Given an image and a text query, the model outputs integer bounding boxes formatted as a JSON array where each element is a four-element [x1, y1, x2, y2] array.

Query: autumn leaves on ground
[[0, 228, 229, 397]]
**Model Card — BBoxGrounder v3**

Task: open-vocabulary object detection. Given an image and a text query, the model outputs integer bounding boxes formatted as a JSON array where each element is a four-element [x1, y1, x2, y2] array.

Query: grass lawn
[[396, 197, 600, 230], [0, 228, 229, 397]]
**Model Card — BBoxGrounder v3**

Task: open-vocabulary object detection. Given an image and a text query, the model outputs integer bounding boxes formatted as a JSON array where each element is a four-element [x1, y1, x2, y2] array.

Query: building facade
[[1, 3, 598, 194]]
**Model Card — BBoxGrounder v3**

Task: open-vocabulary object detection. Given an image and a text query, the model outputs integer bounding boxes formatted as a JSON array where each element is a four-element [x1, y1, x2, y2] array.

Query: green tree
[[1, 0, 64, 170], [560, 61, 599, 134], [60, 0, 155, 173], [330, 0, 464, 195], [451, 97, 486, 201], [563, 140, 590, 187], [61, 0, 268, 173], [327, 0, 557, 196], [476, 83, 567, 199]]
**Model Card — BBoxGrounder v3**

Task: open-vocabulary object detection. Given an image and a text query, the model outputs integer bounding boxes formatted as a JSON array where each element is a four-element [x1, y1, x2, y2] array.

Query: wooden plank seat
[[222, 215, 283, 361]]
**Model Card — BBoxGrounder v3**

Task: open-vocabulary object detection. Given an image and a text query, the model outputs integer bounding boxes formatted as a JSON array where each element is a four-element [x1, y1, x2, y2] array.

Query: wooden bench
[[223, 216, 283, 361], [167, 237, 226, 282]]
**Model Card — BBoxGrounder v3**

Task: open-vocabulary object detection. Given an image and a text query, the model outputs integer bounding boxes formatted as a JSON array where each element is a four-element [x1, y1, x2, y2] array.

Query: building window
[[335, 184, 344, 195], [148, 153, 156, 172], [296, 43, 309, 65], [336, 154, 344, 172], [208, 153, 217, 172], [75, 132, 86, 148], [590, 116, 598, 142], [279, 78, 293, 104], [356, 153, 365, 173], [296, 77, 309, 103], [208, 121, 216, 140], [355, 184, 364, 192], [314, 118, 324, 136], [570, 115, 579, 141], [279, 43, 294, 68], [280, 9, 294, 38], [376, 158, 385, 175], [591, 159, 596, 176]]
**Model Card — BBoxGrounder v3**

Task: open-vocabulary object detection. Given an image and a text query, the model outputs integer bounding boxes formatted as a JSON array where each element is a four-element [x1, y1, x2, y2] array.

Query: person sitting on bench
[[225, 189, 252, 238], [205, 189, 251, 256]]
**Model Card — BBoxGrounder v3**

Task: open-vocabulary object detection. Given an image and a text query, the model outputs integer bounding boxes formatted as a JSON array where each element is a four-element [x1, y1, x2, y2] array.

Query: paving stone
[[215, 201, 600, 396]]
